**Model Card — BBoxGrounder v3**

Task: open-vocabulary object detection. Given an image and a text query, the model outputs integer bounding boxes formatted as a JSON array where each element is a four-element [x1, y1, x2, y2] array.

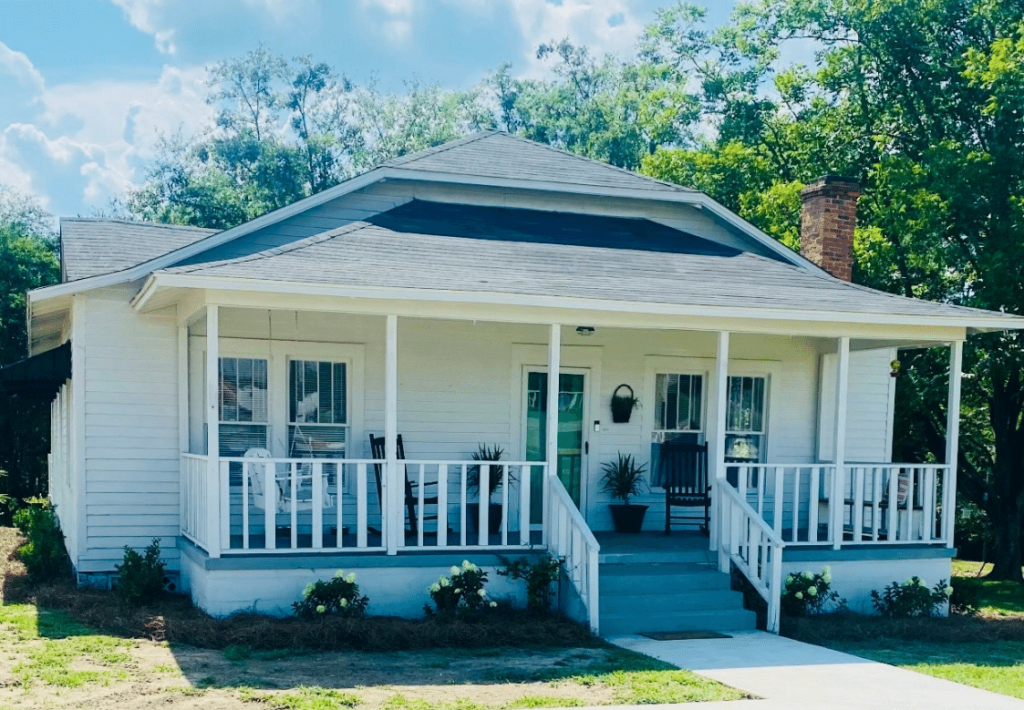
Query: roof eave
[[135, 272, 1024, 335]]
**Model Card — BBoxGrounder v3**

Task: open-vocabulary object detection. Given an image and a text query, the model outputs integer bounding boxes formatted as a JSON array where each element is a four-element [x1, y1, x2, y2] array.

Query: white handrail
[[718, 483, 784, 634], [548, 475, 600, 633]]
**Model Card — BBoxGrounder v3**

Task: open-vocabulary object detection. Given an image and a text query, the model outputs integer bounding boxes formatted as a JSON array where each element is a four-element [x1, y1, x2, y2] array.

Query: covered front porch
[[152, 289, 965, 631]]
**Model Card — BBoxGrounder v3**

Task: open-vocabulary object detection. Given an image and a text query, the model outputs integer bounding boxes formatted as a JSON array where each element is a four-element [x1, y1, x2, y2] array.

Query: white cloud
[[506, 0, 646, 77], [0, 43, 212, 216], [110, 0, 178, 54]]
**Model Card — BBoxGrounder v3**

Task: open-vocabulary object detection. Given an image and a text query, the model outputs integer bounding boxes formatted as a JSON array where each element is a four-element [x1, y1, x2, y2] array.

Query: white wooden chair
[[242, 448, 335, 513]]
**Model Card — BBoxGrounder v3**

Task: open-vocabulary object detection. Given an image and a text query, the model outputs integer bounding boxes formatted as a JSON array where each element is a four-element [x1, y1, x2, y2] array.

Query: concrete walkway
[[610, 630, 1024, 710]]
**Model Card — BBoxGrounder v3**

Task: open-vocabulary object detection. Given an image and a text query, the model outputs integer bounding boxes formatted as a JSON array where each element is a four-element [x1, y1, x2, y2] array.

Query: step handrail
[[548, 475, 600, 633], [718, 483, 785, 633]]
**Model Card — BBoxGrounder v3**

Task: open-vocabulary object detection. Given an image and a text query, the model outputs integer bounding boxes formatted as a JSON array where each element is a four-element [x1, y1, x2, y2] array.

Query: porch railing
[[180, 453, 548, 556], [730, 462, 952, 548], [548, 475, 600, 633], [718, 482, 784, 633]]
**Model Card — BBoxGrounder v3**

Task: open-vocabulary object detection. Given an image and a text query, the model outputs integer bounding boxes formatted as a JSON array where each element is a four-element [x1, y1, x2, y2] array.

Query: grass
[[786, 558, 1024, 700]]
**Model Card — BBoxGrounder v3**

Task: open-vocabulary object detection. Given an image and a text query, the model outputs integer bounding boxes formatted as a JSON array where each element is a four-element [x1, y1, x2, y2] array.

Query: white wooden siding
[[78, 286, 182, 572], [75, 299, 901, 572], [819, 348, 897, 463], [48, 382, 77, 561]]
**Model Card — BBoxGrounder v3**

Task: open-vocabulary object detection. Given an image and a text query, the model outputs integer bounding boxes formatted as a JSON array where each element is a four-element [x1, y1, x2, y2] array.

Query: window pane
[[690, 376, 703, 430], [655, 374, 667, 429], [334, 363, 347, 424], [219, 357, 268, 424], [666, 374, 678, 430], [220, 423, 267, 456], [677, 375, 690, 432]]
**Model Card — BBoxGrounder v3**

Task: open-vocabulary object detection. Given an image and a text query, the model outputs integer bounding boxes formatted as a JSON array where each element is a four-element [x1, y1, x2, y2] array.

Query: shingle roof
[[162, 201, 1011, 324], [383, 131, 695, 195], [61, 219, 218, 282]]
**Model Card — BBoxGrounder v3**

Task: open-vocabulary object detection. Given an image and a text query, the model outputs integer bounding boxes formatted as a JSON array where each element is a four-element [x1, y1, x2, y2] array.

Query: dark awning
[[0, 342, 71, 398]]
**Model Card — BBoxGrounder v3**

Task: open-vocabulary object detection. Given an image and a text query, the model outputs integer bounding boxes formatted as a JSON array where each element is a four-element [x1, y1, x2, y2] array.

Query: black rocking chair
[[369, 433, 439, 538], [660, 441, 711, 535]]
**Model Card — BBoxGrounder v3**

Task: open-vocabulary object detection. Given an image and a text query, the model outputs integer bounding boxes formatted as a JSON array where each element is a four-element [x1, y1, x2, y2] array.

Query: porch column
[[385, 314, 400, 555], [710, 331, 730, 569], [544, 323, 561, 546], [944, 341, 964, 548], [205, 305, 221, 558], [831, 336, 851, 550]]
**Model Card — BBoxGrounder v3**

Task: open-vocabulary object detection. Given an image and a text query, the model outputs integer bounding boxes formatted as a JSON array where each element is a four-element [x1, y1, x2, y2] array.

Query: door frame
[[509, 342, 603, 524]]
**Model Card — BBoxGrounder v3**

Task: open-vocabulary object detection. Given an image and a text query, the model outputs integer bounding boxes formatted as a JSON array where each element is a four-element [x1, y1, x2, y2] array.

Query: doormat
[[639, 630, 731, 641]]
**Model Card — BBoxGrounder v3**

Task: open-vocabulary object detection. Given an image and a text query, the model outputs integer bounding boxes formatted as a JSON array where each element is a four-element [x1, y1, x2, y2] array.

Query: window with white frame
[[725, 375, 767, 461], [653, 373, 704, 443], [218, 357, 269, 456], [288, 359, 348, 457]]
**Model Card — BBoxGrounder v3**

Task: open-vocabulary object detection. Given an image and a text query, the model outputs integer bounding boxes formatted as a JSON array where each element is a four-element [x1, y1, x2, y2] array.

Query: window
[[218, 357, 269, 456], [653, 373, 704, 443], [289, 359, 348, 457], [725, 376, 767, 462]]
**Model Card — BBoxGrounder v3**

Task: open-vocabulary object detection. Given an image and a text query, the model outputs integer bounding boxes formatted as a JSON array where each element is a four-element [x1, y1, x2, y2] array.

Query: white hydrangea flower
[[335, 570, 345, 579], [440, 577, 450, 587], [429, 583, 440, 594], [477, 589, 486, 597], [795, 591, 804, 600], [451, 566, 461, 576], [462, 560, 472, 570], [316, 604, 326, 614], [489, 601, 498, 608], [944, 586, 954, 596], [821, 567, 832, 584], [807, 586, 817, 597], [346, 573, 357, 584], [903, 578, 915, 587], [304, 583, 315, 597], [340, 598, 348, 608], [802, 571, 814, 580], [785, 575, 794, 585], [454, 588, 462, 594], [917, 578, 927, 587]]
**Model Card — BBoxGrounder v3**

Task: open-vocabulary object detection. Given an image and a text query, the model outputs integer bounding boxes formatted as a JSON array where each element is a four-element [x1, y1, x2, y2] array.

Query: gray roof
[[61, 219, 218, 282], [162, 202, 1012, 324], [384, 131, 695, 195]]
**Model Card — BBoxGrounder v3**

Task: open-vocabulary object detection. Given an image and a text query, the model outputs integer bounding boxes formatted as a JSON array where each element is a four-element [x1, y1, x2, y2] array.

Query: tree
[[0, 186, 59, 507]]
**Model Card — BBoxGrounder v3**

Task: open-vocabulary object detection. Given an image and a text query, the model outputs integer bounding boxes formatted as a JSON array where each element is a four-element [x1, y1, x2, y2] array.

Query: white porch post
[[385, 314, 400, 555], [544, 323, 561, 546], [831, 336, 850, 550], [944, 341, 964, 548], [205, 305, 221, 558], [711, 331, 730, 570]]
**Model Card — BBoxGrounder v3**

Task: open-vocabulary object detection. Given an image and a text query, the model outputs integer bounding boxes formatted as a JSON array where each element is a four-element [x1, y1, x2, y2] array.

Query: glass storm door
[[525, 369, 588, 521]]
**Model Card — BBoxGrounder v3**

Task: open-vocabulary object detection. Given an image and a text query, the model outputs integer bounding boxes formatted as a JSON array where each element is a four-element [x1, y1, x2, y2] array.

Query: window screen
[[653, 373, 704, 442], [725, 376, 767, 462], [218, 357, 268, 456], [289, 360, 348, 457]]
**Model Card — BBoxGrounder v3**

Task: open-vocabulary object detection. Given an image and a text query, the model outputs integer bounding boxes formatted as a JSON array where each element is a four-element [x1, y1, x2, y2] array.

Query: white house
[[6, 131, 1023, 635]]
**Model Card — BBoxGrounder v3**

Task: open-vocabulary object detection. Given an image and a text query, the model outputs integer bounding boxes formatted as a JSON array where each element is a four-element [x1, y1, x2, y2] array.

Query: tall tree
[[0, 186, 60, 506]]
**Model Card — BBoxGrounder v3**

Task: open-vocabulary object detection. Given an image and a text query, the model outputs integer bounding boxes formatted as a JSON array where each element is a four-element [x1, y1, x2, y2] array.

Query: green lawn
[[788, 559, 1024, 700]]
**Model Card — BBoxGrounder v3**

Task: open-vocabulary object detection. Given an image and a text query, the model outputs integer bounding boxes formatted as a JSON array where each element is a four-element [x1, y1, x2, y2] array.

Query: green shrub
[[426, 560, 496, 618], [116, 539, 170, 606], [871, 577, 952, 618], [293, 570, 369, 618], [950, 580, 981, 617], [498, 554, 563, 612], [13, 500, 68, 580], [782, 567, 845, 617]]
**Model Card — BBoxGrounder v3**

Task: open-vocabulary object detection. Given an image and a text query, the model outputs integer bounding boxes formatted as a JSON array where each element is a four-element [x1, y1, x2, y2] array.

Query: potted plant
[[600, 453, 649, 533], [610, 384, 640, 423], [467, 444, 513, 535]]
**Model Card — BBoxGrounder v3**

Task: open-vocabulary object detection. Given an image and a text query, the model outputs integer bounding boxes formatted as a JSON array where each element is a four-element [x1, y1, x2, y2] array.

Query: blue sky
[[0, 0, 740, 218]]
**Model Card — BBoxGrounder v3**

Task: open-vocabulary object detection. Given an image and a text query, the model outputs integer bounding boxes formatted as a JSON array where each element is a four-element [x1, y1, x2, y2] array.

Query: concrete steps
[[599, 560, 756, 636]]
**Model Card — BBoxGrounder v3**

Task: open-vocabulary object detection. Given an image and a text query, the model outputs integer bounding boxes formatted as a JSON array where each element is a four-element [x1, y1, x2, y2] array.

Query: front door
[[524, 368, 589, 522]]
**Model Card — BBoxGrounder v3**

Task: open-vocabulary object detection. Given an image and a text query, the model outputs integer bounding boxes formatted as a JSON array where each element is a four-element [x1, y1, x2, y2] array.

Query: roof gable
[[384, 131, 693, 195]]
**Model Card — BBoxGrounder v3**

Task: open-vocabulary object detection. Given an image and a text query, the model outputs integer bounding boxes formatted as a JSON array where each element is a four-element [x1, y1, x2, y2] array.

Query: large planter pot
[[609, 504, 648, 534], [467, 503, 503, 536]]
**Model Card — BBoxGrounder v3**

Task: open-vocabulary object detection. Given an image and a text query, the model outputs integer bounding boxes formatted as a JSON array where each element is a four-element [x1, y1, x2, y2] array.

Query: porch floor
[[595, 530, 715, 565]]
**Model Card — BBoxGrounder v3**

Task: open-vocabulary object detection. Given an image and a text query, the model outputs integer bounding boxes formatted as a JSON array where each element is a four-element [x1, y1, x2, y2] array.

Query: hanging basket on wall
[[610, 384, 640, 423]]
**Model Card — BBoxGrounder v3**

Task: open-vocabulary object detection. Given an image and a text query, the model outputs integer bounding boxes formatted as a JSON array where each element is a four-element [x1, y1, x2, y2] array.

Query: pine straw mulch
[[0, 527, 599, 652], [784, 611, 1024, 646]]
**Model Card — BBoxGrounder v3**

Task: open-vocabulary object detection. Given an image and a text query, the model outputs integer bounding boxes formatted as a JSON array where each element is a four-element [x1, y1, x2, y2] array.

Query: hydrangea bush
[[425, 560, 497, 617], [293, 570, 369, 618], [781, 566, 844, 617], [871, 577, 952, 618]]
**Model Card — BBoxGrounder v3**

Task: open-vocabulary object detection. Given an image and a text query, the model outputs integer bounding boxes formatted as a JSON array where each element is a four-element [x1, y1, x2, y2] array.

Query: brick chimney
[[799, 176, 861, 281]]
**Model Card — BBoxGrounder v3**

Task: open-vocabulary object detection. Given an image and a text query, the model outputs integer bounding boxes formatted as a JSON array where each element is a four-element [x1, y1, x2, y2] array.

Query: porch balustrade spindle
[[312, 462, 323, 549], [437, 464, 449, 548], [242, 462, 250, 550], [356, 462, 368, 548]]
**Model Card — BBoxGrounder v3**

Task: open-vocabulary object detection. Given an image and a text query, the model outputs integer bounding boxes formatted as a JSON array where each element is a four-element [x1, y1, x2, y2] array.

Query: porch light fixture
[[576, 326, 595, 337]]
